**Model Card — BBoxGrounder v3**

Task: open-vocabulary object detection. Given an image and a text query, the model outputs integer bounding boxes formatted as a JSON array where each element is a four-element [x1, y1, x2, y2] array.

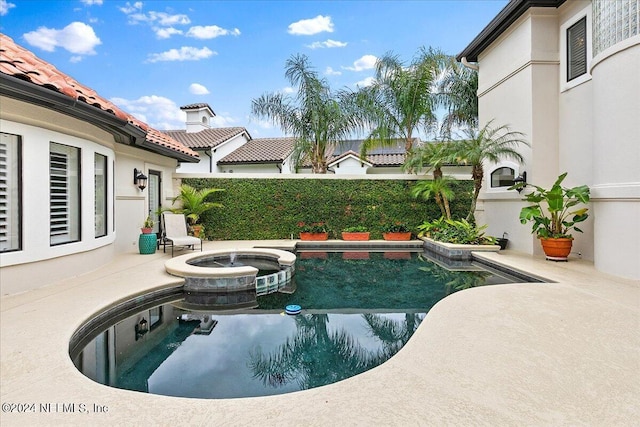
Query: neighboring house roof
[[0, 34, 199, 162], [165, 127, 249, 149], [218, 137, 296, 164], [456, 0, 566, 62], [327, 150, 374, 168]]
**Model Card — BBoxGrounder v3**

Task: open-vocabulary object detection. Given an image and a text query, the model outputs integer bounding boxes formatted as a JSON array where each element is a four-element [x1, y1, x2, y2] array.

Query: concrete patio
[[1, 240, 638, 426]]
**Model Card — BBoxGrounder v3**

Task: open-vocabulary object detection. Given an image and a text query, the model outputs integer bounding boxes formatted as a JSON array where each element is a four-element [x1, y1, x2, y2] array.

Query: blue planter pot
[[138, 233, 157, 255]]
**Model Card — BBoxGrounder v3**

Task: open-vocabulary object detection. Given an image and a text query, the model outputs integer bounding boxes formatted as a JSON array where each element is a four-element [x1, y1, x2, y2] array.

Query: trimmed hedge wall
[[182, 178, 473, 240]]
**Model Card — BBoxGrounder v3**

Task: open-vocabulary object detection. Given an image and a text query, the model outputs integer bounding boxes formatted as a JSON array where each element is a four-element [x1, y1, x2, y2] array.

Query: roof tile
[[218, 137, 296, 164], [165, 127, 248, 149]]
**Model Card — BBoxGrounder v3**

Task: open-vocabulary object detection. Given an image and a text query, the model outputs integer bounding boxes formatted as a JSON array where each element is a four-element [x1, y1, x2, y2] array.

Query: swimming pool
[[71, 250, 539, 399]]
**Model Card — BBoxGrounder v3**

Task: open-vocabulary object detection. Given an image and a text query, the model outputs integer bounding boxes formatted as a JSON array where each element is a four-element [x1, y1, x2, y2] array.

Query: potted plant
[[511, 172, 590, 261], [341, 225, 370, 241], [298, 222, 329, 241], [140, 216, 154, 234], [171, 184, 224, 238], [382, 221, 412, 241]]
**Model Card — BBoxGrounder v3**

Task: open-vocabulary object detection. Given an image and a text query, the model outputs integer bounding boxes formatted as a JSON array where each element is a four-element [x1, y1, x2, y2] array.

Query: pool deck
[[1, 240, 639, 426]]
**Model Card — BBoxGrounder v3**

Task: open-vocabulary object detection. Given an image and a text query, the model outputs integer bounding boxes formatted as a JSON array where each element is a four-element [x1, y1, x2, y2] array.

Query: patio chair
[[160, 212, 202, 257]]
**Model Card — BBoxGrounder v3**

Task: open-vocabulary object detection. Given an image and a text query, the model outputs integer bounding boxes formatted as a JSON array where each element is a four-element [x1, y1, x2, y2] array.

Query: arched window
[[491, 167, 515, 188], [201, 116, 208, 125]]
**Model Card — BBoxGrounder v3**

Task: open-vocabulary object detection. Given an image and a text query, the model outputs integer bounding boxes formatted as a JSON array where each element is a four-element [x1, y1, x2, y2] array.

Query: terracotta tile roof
[[218, 137, 296, 164], [180, 103, 214, 111], [0, 34, 198, 161], [165, 127, 248, 149]]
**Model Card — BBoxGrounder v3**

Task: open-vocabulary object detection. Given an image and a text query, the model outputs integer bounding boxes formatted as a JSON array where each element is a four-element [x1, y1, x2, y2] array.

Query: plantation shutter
[[50, 142, 80, 245], [567, 17, 587, 81], [0, 134, 20, 251]]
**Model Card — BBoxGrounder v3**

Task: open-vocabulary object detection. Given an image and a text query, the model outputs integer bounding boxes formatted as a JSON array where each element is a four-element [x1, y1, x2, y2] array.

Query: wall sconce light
[[133, 168, 148, 191], [513, 171, 527, 193], [135, 317, 148, 341]]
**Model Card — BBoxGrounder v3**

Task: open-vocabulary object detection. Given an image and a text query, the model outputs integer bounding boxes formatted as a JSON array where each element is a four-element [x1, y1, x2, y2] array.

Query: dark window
[[95, 153, 107, 238], [491, 167, 515, 188], [567, 17, 587, 81]]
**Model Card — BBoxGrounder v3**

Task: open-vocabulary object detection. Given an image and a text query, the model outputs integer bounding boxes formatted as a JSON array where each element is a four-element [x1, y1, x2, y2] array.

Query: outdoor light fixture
[[513, 171, 527, 193], [135, 317, 148, 340], [133, 168, 148, 191]]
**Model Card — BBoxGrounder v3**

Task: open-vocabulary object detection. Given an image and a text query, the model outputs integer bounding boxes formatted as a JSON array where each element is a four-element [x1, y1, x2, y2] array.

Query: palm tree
[[251, 54, 361, 173], [411, 176, 456, 220], [171, 184, 224, 225], [438, 60, 478, 139], [405, 141, 456, 219], [452, 121, 528, 221], [351, 46, 449, 157]]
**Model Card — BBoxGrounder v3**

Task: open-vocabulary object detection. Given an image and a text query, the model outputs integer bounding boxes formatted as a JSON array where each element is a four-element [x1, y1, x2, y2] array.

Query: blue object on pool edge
[[285, 304, 301, 315]]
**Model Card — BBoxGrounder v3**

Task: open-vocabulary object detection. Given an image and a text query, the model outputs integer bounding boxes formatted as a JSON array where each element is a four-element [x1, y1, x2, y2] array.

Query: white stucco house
[[457, 0, 639, 279], [0, 34, 200, 293]]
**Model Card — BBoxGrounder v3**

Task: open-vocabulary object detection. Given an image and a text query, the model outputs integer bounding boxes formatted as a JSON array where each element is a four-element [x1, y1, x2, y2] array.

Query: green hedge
[[182, 178, 473, 240]]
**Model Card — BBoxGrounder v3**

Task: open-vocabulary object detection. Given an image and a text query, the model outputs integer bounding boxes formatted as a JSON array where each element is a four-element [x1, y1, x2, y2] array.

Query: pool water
[[72, 251, 534, 399]]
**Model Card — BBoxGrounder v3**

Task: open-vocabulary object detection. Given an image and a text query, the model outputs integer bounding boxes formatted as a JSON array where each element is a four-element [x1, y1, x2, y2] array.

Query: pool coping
[[1, 240, 639, 425]]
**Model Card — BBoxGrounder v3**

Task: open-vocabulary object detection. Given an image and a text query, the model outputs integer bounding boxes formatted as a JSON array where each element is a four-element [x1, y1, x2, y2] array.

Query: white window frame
[[0, 133, 21, 252], [50, 142, 81, 246], [560, 6, 592, 92], [486, 161, 521, 193]]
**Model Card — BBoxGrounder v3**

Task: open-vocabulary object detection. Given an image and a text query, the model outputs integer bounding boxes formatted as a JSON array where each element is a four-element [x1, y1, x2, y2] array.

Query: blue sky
[[0, 0, 508, 138]]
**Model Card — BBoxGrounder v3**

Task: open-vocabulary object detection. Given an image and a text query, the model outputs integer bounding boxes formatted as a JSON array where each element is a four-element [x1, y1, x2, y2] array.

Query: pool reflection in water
[[72, 251, 532, 399]]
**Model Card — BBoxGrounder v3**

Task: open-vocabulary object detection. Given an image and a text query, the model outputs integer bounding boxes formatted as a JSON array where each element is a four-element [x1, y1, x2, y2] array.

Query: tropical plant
[[451, 121, 529, 222], [342, 225, 368, 232], [143, 215, 154, 229], [437, 59, 478, 138], [417, 217, 496, 245], [349, 46, 449, 157], [411, 177, 455, 220], [251, 54, 361, 173], [171, 184, 224, 225], [381, 221, 409, 233], [297, 222, 328, 233], [511, 172, 590, 238]]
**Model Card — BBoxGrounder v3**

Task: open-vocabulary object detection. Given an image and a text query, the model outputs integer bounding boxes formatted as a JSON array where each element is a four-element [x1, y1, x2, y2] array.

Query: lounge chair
[[160, 212, 202, 256]]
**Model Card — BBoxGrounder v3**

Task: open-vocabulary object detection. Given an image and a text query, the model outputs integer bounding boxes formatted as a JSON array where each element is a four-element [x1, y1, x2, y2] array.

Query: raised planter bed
[[421, 237, 500, 261]]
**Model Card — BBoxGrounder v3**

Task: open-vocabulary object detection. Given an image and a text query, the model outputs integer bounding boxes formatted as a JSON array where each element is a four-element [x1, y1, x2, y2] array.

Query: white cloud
[[282, 87, 295, 94], [149, 11, 190, 26], [155, 27, 183, 39], [210, 113, 237, 127], [0, 0, 16, 15], [81, 0, 103, 5], [186, 25, 241, 39], [306, 39, 347, 49], [120, 3, 190, 26], [288, 15, 333, 36], [355, 76, 375, 87], [118, 1, 142, 15], [111, 95, 185, 130], [147, 46, 216, 62], [189, 83, 210, 95], [23, 22, 101, 55], [70, 56, 83, 63], [325, 66, 341, 76], [344, 54, 377, 71]]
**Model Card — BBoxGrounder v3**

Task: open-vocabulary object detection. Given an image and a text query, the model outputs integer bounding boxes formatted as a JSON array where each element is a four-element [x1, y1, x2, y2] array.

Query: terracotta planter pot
[[341, 231, 370, 241], [191, 225, 204, 238], [540, 237, 573, 261], [382, 232, 411, 241], [140, 227, 154, 234], [299, 232, 329, 241]]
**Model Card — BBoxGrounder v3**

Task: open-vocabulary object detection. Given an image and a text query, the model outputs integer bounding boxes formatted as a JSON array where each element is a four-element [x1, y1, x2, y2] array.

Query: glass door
[[148, 171, 162, 235]]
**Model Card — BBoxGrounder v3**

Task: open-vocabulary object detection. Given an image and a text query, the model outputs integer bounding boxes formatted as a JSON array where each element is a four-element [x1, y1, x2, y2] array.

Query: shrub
[[417, 218, 496, 245]]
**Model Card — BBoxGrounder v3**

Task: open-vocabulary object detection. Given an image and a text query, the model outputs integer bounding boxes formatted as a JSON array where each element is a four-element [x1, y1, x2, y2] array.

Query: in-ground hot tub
[[165, 248, 296, 309]]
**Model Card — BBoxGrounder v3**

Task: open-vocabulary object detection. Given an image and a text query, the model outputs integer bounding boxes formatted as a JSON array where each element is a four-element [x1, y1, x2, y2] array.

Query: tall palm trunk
[[467, 164, 483, 222]]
